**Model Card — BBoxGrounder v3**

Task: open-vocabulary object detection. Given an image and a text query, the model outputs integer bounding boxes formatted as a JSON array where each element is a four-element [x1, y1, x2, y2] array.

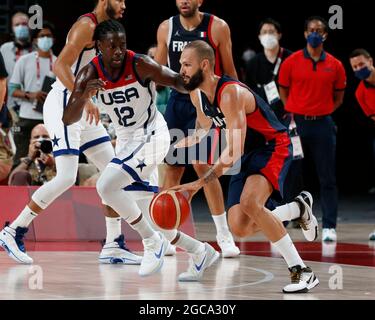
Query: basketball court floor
[[1, 214, 374, 300]]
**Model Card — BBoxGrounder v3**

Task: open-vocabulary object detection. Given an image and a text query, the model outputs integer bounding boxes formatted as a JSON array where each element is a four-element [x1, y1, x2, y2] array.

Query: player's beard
[[178, 3, 199, 18], [183, 68, 204, 91], [105, 0, 117, 19]]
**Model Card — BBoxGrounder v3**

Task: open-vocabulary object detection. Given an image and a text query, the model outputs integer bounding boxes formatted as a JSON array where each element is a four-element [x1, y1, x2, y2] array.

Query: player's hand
[[174, 135, 200, 148], [83, 79, 106, 100], [168, 179, 204, 202], [84, 100, 100, 125]]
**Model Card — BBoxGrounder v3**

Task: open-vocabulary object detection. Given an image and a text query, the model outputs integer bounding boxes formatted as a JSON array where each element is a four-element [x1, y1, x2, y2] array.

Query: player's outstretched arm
[[135, 54, 188, 94], [62, 64, 104, 125], [175, 90, 213, 148]]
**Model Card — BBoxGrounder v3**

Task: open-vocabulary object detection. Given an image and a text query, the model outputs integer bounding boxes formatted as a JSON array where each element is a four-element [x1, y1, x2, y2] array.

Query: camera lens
[[40, 139, 53, 154]]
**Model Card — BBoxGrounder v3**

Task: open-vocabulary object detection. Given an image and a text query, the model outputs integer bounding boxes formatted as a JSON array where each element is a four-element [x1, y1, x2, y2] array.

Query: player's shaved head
[[184, 40, 215, 68]]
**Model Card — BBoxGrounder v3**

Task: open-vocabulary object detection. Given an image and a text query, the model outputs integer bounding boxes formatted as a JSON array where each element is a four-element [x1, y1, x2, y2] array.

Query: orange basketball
[[150, 190, 190, 230]]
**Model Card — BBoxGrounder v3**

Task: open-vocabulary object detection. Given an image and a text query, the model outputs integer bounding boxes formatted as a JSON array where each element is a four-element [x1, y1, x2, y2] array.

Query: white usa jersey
[[90, 50, 159, 140], [53, 13, 98, 91]]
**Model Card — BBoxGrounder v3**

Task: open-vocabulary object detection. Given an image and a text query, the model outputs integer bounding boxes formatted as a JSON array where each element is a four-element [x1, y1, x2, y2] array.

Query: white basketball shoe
[[0, 222, 33, 264], [99, 234, 142, 265], [294, 191, 319, 241], [283, 265, 319, 293], [216, 232, 240, 258], [139, 232, 168, 277], [178, 243, 220, 282]]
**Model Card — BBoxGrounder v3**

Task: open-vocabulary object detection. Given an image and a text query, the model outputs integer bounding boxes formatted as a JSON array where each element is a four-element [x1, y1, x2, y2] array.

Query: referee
[[279, 16, 346, 242]]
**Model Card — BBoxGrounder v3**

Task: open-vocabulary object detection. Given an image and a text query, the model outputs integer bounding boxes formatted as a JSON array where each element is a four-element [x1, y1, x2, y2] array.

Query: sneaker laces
[[113, 234, 131, 252], [217, 233, 234, 246], [14, 227, 28, 253]]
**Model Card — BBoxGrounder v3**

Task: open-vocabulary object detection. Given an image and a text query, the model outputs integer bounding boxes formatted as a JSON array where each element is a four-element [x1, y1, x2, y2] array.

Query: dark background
[[1, 0, 374, 195]]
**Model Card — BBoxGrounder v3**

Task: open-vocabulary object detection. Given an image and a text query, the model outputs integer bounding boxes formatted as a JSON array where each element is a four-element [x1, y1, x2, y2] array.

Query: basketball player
[[173, 41, 319, 292], [62, 20, 219, 279], [0, 0, 142, 265], [155, 0, 240, 258]]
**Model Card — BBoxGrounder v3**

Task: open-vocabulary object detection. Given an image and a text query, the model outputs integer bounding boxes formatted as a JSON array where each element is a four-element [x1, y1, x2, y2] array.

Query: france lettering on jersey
[[53, 13, 98, 90], [198, 76, 290, 147], [90, 50, 157, 140], [167, 13, 222, 76]]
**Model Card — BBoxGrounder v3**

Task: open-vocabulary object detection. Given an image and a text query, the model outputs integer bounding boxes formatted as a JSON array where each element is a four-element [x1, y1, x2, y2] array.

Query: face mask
[[355, 66, 372, 80], [307, 32, 324, 48], [14, 25, 30, 40], [37, 37, 53, 52], [260, 34, 279, 49]]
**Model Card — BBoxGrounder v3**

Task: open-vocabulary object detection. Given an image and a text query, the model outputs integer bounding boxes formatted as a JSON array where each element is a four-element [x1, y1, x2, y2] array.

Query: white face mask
[[259, 34, 279, 49]]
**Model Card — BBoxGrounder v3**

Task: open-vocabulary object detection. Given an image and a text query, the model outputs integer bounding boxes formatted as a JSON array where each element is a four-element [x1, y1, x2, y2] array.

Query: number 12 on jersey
[[114, 106, 136, 127]]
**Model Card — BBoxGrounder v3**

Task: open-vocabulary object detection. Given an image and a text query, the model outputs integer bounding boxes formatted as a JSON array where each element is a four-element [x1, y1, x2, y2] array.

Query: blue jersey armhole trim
[[132, 54, 151, 88]]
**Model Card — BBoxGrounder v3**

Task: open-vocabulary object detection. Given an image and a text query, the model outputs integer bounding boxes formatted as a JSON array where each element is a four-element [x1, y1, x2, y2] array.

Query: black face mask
[[183, 69, 204, 91]]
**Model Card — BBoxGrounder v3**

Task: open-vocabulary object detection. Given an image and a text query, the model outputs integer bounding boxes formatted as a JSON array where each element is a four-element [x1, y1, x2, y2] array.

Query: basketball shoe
[[368, 230, 375, 241], [0, 222, 33, 264], [178, 242, 220, 282], [322, 228, 337, 242], [99, 234, 142, 265], [283, 265, 319, 293], [216, 232, 240, 258], [294, 191, 319, 241], [139, 232, 168, 276]]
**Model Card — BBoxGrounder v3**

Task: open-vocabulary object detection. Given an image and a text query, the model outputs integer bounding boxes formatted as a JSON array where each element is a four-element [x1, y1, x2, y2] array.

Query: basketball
[[149, 190, 191, 230]]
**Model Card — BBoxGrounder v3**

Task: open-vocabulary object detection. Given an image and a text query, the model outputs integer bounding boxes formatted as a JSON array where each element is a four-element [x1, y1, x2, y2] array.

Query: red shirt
[[355, 80, 375, 118], [278, 48, 346, 116]]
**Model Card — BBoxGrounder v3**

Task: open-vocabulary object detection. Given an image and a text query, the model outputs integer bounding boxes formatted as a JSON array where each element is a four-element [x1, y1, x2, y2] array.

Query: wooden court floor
[[0, 222, 374, 300]]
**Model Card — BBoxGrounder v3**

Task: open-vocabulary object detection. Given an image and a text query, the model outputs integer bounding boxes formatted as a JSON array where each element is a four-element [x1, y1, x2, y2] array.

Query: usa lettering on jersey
[[99, 87, 140, 105]]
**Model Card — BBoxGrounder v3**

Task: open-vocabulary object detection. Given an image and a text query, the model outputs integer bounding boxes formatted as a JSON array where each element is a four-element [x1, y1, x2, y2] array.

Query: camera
[[36, 138, 53, 154]]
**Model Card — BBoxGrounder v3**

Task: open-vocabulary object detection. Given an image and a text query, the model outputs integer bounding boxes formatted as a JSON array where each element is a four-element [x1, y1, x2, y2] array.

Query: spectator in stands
[[9, 21, 57, 164], [245, 18, 292, 120], [0, 12, 33, 116], [0, 52, 14, 184], [8, 123, 56, 186]]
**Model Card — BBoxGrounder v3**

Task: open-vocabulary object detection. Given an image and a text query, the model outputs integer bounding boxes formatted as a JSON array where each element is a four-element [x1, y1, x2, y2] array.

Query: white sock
[[174, 232, 205, 254], [128, 214, 156, 240], [10, 206, 38, 229], [272, 234, 306, 269], [105, 217, 122, 244], [272, 202, 301, 222], [212, 212, 230, 235]]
